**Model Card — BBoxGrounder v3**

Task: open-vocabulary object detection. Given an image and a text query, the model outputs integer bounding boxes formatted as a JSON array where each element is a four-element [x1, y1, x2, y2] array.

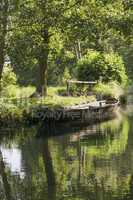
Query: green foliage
[[42, 87, 95, 107], [62, 68, 71, 85], [47, 50, 75, 86], [1, 0, 132, 99], [119, 44, 133, 80], [94, 81, 124, 99], [1, 85, 35, 98], [0, 86, 96, 124], [7, 0, 133, 91], [0, 100, 23, 122], [77, 50, 127, 85], [1, 64, 17, 88], [9, 31, 37, 86]]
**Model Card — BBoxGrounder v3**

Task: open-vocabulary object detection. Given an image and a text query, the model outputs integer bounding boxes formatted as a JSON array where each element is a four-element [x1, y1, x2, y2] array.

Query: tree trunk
[[74, 40, 82, 60], [0, 43, 5, 82], [36, 53, 48, 96], [0, 0, 9, 90], [77, 39, 82, 59], [36, 30, 49, 97]]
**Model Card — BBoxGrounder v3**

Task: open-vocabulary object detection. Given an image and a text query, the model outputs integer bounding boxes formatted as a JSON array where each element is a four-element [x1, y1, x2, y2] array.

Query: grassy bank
[[0, 82, 126, 125], [0, 86, 96, 125]]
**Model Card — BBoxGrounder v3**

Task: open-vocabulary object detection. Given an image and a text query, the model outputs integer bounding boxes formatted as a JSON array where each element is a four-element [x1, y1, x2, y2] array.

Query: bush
[[76, 50, 127, 85], [94, 81, 124, 99], [1, 64, 17, 88], [62, 68, 71, 86]]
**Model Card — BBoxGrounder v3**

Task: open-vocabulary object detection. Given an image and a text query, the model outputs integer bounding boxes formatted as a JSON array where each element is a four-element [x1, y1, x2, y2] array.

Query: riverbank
[[0, 87, 96, 126], [0, 83, 126, 126]]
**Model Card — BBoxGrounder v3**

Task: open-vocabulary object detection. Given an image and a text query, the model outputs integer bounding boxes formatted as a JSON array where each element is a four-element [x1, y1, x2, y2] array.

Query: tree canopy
[[0, 0, 132, 96]]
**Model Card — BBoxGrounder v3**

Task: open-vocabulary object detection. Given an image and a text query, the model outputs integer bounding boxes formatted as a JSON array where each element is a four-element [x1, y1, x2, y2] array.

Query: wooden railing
[[66, 80, 97, 95]]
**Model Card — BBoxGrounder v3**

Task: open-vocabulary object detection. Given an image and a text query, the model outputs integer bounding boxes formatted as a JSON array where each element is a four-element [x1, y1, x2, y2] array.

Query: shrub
[[94, 81, 124, 99], [76, 50, 127, 85], [62, 68, 71, 86], [1, 64, 17, 88]]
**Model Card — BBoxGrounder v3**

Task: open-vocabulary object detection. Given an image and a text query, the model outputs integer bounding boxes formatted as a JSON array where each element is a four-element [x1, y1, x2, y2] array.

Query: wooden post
[[67, 81, 70, 96]]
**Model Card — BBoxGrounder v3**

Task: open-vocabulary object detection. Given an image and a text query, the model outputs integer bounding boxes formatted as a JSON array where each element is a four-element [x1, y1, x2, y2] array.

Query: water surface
[[0, 113, 133, 200]]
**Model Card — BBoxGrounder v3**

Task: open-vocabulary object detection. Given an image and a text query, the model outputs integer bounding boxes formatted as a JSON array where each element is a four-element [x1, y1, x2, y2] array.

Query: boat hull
[[34, 101, 120, 124]]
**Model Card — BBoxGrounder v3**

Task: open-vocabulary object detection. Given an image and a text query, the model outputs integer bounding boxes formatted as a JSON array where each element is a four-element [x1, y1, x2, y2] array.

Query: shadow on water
[[42, 139, 56, 200], [0, 150, 13, 200], [1, 113, 133, 200]]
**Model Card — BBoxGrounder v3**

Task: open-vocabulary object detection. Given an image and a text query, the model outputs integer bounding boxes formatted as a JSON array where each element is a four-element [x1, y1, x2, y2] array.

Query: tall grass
[[1, 85, 35, 98]]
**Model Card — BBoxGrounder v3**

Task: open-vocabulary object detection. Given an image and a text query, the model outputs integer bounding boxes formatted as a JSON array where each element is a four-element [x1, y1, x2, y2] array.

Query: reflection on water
[[1, 147, 22, 174], [0, 114, 133, 200]]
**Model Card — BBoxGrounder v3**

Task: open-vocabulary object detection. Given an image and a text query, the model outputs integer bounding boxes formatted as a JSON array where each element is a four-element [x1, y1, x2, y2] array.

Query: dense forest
[[0, 0, 133, 97]]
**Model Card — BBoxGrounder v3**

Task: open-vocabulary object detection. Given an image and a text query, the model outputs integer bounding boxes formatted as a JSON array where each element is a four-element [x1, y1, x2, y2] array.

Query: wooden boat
[[42, 98, 120, 123]]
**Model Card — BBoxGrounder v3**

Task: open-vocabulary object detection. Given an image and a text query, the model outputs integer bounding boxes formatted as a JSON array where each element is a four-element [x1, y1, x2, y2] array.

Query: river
[[0, 107, 133, 200]]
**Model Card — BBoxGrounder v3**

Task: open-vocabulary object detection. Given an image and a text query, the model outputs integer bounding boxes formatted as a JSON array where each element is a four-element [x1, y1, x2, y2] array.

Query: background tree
[[0, 0, 9, 82], [7, 0, 133, 93], [76, 50, 127, 85], [0, 0, 18, 78], [13, 0, 82, 97]]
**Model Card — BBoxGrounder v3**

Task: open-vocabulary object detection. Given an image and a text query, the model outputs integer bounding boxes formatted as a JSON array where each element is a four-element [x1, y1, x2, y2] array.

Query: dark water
[[0, 113, 133, 200]]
